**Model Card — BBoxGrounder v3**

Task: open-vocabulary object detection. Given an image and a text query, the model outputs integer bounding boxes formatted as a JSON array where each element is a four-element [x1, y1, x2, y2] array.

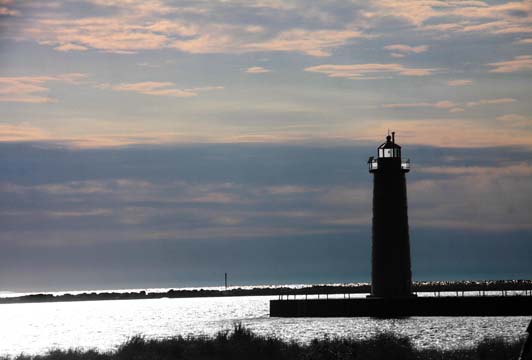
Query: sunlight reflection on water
[[0, 296, 528, 356]]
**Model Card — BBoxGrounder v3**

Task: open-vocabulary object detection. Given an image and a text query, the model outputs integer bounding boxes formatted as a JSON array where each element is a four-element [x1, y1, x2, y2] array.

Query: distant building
[[368, 132, 414, 298]]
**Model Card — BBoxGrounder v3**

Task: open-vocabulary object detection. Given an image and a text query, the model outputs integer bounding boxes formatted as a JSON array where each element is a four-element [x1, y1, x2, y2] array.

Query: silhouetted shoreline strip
[[1, 280, 531, 305], [0, 324, 525, 360]]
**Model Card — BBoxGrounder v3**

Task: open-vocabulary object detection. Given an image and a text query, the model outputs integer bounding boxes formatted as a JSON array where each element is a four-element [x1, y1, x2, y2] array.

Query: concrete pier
[[270, 296, 532, 317]]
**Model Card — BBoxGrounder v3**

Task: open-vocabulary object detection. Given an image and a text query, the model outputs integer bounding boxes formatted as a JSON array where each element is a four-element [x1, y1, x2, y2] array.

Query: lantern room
[[368, 132, 410, 172], [378, 132, 401, 158]]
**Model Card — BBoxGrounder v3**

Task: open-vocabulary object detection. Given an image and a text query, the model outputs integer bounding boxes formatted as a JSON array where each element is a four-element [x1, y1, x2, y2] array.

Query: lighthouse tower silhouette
[[368, 132, 414, 298]]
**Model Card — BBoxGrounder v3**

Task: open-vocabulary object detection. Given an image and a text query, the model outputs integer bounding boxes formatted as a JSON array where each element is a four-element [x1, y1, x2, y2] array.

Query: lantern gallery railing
[[367, 159, 410, 171]]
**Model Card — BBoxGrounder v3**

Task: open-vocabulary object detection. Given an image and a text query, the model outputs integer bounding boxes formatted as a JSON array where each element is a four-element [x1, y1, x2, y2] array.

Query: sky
[[0, 0, 531, 292]]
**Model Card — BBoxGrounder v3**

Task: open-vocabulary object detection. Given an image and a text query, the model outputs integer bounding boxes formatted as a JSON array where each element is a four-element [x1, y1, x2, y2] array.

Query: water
[[0, 295, 528, 357]]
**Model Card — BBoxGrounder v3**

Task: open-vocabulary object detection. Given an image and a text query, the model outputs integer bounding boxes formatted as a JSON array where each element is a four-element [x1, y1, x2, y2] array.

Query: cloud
[[352, 118, 532, 148], [0, 123, 51, 142], [448, 107, 465, 113], [304, 63, 436, 79], [243, 28, 366, 57], [497, 114, 532, 127], [384, 44, 428, 57], [0, 6, 18, 16], [2, 143, 532, 252], [20, 1, 368, 57], [466, 98, 516, 107], [0, 73, 88, 103], [383, 100, 458, 109], [53, 43, 89, 52], [409, 162, 532, 231], [373, 0, 532, 36], [98, 82, 223, 97], [245, 66, 271, 74], [11, 0, 532, 61], [382, 101, 465, 113], [383, 97, 517, 112], [488, 55, 532, 73], [27, 17, 195, 54], [447, 79, 473, 86], [0, 0, 19, 16], [419, 163, 532, 177]]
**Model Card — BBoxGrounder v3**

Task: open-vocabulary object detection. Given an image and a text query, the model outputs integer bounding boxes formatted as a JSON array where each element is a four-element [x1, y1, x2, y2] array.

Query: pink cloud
[[447, 79, 473, 86], [0, 123, 51, 142], [466, 98, 516, 107], [497, 114, 532, 127], [383, 97, 517, 112], [0, 6, 18, 16], [0, 73, 88, 103], [245, 66, 270, 74], [488, 55, 532, 73], [243, 28, 366, 57], [353, 119, 532, 148], [375, 0, 532, 36], [382, 100, 459, 112], [305, 63, 436, 79], [99, 81, 223, 97], [22, 2, 367, 58], [384, 44, 428, 56], [53, 43, 89, 52]]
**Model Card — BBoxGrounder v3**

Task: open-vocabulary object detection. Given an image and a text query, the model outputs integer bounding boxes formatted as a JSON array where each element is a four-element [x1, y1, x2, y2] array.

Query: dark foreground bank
[[1, 325, 525, 360]]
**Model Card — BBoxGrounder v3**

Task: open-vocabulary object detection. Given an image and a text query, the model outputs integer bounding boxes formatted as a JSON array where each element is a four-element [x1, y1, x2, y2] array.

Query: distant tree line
[[1, 280, 531, 304]]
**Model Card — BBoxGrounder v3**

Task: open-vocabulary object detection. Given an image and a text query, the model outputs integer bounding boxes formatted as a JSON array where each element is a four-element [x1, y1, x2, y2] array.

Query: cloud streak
[[0, 73, 87, 103], [383, 98, 517, 112], [97, 82, 223, 97], [304, 63, 436, 79], [384, 44, 428, 58], [242, 28, 366, 57], [466, 98, 516, 107], [245, 66, 271, 74], [488, 55, 532, 73], [20, 2, 368, 57], [447, 79, 473, 86]]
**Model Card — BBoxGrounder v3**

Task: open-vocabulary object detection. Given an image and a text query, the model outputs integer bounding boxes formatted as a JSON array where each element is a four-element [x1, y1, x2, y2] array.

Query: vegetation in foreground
[[2, 324, 524, 360]]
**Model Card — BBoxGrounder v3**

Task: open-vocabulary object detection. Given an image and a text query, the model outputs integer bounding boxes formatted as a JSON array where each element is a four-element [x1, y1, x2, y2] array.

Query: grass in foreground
[[3, 324, 524, 360]]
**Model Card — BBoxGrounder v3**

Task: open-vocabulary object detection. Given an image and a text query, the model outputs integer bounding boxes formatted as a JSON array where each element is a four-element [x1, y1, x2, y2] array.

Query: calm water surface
[[0, 295, 528, 356]]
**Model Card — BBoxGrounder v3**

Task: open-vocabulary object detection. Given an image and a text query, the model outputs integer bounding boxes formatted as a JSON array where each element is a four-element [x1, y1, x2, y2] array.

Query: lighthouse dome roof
[[378, 134, 401, 149]]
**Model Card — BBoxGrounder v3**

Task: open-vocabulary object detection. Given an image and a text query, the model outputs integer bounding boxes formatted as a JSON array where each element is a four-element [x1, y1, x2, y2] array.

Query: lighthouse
[[368, 132, 414, 298]]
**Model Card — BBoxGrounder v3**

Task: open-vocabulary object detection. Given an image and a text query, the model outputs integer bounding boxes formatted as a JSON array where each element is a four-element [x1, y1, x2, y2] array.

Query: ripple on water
[[0, 296, 528, 356]]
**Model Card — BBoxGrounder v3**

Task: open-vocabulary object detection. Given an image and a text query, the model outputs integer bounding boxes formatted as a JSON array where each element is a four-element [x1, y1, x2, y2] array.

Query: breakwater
[[270, 295, 532, 317]]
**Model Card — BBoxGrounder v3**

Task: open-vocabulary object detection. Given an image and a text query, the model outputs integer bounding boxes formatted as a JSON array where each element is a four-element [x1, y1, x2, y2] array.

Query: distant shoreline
[[1, 280, 531, 305]]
